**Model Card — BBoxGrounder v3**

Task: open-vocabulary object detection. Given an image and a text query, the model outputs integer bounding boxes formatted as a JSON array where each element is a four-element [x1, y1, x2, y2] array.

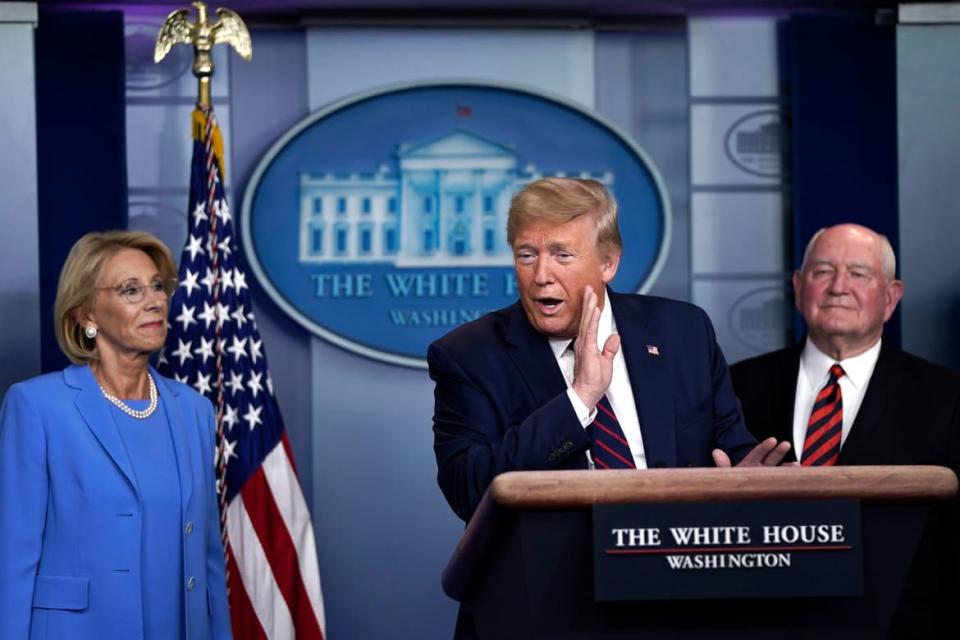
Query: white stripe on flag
[[226, 496, 296, 639], [262, 442, 327, 635]]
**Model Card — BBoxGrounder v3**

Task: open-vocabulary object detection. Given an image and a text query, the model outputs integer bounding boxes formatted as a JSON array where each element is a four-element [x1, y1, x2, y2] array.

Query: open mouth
[[536, 297, 564, 314]]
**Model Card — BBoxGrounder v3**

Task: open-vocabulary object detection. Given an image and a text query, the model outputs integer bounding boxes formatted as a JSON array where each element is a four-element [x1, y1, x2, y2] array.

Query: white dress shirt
[[549, 298, 648, 469], [792, 337, 882, 457]]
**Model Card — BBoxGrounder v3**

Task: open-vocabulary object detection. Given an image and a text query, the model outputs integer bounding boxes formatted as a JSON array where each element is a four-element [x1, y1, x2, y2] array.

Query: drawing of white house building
[[298, 129, 613, 266]]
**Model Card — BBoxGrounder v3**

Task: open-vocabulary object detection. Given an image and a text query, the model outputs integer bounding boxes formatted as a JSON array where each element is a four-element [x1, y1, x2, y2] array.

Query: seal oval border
[[726, 283, 792, 353], [241, 79, 673, 369], [722, 109, 782, 179], [125, 20, 193, 91]]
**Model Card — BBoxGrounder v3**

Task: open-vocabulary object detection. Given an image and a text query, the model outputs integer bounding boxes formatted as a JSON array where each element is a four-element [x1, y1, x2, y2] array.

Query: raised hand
[[571, 286, 621, 408]]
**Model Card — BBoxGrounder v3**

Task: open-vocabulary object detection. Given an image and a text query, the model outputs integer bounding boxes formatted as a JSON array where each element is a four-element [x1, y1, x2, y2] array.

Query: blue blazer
[[429, 291, 757, 522], [0, 365, 232, 640]]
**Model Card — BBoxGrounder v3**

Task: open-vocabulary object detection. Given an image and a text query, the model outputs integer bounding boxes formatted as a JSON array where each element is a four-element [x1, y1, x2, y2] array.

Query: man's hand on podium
[[711, 437, 794, 467]]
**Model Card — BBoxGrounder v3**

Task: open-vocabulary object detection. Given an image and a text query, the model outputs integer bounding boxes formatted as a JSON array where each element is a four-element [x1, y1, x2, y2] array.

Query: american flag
[[159, 106, 326, 639]]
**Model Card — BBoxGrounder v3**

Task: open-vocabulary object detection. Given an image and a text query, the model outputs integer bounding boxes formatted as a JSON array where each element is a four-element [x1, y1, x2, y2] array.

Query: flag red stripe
[[242, 468, 324, 640], [281, 432, 300, 477], [226, 541, 269, 640]]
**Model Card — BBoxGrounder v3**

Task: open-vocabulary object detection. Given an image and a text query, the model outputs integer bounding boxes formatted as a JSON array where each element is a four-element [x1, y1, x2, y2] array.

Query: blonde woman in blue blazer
[[0, 231, 232, 639]]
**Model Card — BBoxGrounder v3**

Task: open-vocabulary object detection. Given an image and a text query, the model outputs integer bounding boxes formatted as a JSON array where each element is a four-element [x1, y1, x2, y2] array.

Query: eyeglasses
[[96, 278, 178, 304]]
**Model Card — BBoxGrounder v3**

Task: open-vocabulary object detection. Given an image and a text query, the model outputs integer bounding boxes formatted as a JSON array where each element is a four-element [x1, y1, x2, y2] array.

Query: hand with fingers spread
[[571, 285, 621, 409], [712, 437, 793, 467]]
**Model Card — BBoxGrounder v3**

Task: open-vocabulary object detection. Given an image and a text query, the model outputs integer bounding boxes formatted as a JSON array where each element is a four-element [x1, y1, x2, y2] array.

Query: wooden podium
[[443, 466, 958, 640]]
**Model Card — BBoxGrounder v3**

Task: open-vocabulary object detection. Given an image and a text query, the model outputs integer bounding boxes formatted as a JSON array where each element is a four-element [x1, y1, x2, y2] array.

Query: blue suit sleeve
[[0, 384, 48, 639], [699, 307, 755, 463], [200, 400, 233, 639], [429, 341, 590, 522]]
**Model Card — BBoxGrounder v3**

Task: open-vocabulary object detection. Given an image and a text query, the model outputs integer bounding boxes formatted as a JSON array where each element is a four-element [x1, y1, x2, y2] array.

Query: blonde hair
[[506, 177, 623, 257], [54, 230, 176, 365]]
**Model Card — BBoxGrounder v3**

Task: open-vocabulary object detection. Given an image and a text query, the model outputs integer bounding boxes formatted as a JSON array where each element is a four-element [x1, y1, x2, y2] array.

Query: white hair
[[800, 225, 897, 282]]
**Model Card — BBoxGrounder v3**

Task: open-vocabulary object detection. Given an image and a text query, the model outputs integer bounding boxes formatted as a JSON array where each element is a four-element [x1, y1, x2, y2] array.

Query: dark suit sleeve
[[429, 340, 590, 522], [728, 350, 794, 452], [698, 308, 756, 463], [728, 359, 761, 439], [943, 379, 960, 621]]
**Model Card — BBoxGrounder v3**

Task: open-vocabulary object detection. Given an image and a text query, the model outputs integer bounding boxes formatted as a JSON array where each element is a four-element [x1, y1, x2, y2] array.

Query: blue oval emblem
[[241, 81, 671, 367]]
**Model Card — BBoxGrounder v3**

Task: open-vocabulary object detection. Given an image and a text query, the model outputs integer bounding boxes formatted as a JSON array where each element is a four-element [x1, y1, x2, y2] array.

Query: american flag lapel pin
[[646, 344, 660, 357]]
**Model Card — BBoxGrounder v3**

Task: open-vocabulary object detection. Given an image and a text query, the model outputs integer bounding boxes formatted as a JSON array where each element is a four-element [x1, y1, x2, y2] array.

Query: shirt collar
[[548, 290, 616, 361], [800, 337, 882, 390]]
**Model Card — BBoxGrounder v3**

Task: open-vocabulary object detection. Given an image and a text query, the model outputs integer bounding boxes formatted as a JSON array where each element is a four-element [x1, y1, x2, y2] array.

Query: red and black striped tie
[[801, 364, 845, 466], [589, 395, 636, 469]]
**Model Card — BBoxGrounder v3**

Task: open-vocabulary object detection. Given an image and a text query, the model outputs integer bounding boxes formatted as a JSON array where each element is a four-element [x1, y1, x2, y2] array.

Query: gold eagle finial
[[154, 2, 252, 106]]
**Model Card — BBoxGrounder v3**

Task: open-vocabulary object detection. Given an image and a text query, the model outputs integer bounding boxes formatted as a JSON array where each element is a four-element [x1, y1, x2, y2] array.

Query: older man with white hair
[[731, 222, 960, 637]]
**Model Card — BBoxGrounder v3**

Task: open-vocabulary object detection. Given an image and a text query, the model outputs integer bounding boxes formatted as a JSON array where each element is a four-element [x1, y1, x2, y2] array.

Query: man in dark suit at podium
[[429, 177, 790, 528], [730, 223, 960, 637]]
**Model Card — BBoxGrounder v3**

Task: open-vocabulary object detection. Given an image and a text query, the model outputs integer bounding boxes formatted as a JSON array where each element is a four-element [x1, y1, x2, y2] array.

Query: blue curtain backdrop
[[36, 9, 128, 372]]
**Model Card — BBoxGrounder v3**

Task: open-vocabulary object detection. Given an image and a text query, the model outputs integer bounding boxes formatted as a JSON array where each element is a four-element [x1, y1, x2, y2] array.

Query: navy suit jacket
[[729, 341, 960, 467], [730, 342, 960, 637], [0, 365, 232, 640], [429, 290, 756, 522]]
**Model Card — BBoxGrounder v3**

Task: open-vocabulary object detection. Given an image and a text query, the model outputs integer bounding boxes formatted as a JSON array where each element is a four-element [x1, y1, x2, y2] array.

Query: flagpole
[[153, 0, 252, 606], [154, 6, 327, 638]]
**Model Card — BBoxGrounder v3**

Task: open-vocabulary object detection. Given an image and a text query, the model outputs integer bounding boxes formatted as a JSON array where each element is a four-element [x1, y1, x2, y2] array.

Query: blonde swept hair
[[506, 177, 623, 258], [54, 230, 176, 365]]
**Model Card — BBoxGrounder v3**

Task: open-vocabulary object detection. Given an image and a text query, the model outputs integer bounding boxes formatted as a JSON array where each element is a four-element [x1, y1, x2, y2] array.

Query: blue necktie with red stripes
[[589, 395, 636, 469], [801, 364, 844, 466]]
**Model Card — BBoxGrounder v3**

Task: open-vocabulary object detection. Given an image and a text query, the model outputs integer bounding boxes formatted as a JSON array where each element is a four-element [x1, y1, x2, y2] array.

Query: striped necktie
[[801, 364, 845, 466], [589, 395, 636, 469]]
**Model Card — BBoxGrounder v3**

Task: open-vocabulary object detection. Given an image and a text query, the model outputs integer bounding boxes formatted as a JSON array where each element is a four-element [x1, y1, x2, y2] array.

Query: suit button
[[562, 441, 573, 451], [187, 576, 196, 591], [184, 521, 194, 535]]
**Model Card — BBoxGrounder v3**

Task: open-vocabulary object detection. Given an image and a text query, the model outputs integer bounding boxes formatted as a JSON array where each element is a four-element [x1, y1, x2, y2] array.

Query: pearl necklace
[[100, 372, 158, 419]]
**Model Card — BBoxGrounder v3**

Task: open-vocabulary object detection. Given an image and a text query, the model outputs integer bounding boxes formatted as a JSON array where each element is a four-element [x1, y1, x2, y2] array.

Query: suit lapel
[[67, 364, 139, 495], [610, 292, 677, 467], [504, 302, 569, 407], [154, 368, 194, 509], [839, 342, 897, 464]]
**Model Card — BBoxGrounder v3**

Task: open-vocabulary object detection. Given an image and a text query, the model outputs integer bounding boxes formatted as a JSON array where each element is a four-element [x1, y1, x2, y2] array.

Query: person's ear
[[883, 279, 904, 322], [792, 270, 803, 312], [601, 249, 621, 285]]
